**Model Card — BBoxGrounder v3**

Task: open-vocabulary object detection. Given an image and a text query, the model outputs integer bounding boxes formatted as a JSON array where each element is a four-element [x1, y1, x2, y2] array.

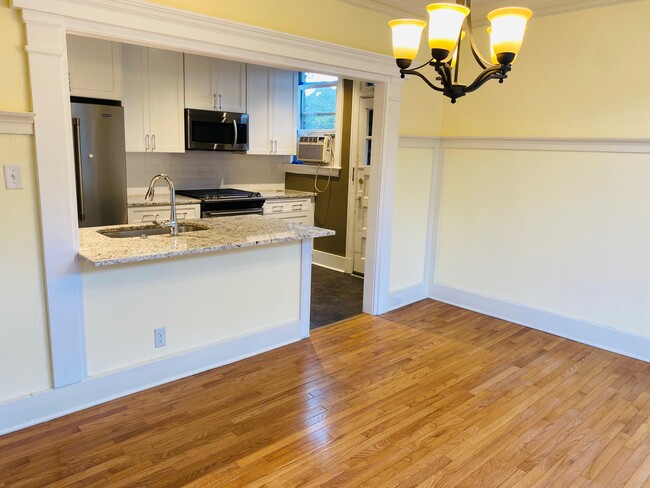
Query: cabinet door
[[272, 69, 297, 156], [147, 48, 185, 153], [67, 35, 122, 100], [184, 54, 216, 110], [215, 59, 247, 113], [246, 64, 272, 155], [122, 44, 149, 152]]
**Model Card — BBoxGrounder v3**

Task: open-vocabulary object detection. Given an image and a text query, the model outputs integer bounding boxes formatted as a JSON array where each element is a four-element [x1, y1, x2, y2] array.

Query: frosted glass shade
[[488, 7, 532, 58], [426, 3, 470, 53], [389, 19, 427, 61], [448, 31, 466, 68]]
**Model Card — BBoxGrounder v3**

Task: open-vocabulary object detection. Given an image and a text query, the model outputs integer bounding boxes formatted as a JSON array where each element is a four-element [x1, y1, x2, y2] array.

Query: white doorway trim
[[12, 0, 403, 388]]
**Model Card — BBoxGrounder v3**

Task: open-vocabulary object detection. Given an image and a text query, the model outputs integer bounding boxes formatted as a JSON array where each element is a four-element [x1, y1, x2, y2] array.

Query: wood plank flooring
[[1, 299, 650, 487]]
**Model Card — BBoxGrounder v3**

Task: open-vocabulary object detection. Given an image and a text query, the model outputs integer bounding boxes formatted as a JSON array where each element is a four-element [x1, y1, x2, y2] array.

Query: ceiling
[[341, 0, 635, 22]]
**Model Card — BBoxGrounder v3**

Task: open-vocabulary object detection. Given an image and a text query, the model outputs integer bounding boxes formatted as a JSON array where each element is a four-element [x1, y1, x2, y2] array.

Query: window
[[299, 72, 338, 131]]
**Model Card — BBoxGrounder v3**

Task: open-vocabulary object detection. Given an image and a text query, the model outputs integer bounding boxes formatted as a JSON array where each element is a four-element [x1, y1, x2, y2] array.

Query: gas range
[[176, 188, 266, 218]]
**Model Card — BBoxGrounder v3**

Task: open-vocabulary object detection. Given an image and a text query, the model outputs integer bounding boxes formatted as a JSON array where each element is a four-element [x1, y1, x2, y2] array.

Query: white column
[[299, 239, 313, 338], [22, 10, 87, 387]]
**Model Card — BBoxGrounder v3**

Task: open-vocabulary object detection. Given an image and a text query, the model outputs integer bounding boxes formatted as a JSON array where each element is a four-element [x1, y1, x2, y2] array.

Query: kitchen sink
[[99, 224, 208, 239]]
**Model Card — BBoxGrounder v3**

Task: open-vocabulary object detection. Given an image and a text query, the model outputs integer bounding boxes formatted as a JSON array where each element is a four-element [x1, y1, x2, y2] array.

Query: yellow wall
[[434, 2, 650, 340], [0, 0, 51, 402], [0, 134, 51, 402], [0, 0, 30, 112], [441, 1, 650, 138]]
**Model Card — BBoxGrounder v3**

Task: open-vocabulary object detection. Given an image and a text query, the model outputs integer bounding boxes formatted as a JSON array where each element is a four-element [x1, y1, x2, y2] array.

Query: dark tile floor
[[310, 264, 364, 329]]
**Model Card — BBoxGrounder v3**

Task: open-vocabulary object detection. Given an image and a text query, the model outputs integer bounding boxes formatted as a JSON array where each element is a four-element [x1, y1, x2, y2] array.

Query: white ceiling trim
[[341, 0, 637, 23]]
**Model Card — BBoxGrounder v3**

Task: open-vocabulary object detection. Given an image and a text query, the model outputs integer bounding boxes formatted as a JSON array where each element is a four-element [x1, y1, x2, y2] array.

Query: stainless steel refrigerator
[[71, 101, 128, 228]]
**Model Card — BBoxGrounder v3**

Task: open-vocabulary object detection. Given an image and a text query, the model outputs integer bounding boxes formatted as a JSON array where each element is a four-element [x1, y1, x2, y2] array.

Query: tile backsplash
[[127, 151, 288, 190]]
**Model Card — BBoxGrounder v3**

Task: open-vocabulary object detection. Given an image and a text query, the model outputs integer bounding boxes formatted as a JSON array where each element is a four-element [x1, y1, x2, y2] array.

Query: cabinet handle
[[218, 94, 222, 110], [213, 94, 217, 110], [270, 140, 273, 154], [274, 140, 278, 154], [145, 134, 150, 151], [292, 203, 303, 210], [272, 205, 283, 212], [152, 134, 156, 150]]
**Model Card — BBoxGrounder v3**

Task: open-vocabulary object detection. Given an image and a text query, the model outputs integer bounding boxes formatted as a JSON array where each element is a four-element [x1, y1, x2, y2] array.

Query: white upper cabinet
[[184, 54, 246, 113], [246, 65, 297, 156], [122, 45, 184, 153], [67, 35, 122, 100]]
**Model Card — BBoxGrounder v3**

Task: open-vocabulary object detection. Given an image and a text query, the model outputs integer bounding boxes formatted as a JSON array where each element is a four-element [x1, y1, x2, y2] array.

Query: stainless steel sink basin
[[99, 224, 208, 239]]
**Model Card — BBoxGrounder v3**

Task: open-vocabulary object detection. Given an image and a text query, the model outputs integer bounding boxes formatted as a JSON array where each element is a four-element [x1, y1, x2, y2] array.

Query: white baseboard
[[0, 321, 302, 436], [312, 250, 353, 273], [430, 284, 650, 363], [389, 282, 429, 311]]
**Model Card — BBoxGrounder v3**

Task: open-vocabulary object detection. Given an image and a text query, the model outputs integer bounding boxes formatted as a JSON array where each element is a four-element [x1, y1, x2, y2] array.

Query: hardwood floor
[[2, 299, 650, 487]]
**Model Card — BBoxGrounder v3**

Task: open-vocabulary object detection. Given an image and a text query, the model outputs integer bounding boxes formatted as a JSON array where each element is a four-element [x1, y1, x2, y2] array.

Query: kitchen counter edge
[[78, 216, 334, 267]]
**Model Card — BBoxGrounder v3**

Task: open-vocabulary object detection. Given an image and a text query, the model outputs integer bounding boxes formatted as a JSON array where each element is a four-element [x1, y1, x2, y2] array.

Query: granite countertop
[[255, 189, 317, 199], [79, 216, 334, 267], [127, 193, 201, 208]]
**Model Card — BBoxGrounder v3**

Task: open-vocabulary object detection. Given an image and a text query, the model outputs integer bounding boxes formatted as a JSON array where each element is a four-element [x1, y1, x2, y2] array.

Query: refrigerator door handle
[[72, 117, 85, 222]]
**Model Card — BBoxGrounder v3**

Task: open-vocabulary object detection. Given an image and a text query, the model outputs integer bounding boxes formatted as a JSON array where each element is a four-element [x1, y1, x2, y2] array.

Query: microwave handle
[[232, 120, 238, 148]]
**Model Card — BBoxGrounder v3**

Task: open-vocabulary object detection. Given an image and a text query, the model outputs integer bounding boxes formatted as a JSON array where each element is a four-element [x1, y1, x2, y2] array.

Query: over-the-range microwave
[[185, 108, 249, 151]]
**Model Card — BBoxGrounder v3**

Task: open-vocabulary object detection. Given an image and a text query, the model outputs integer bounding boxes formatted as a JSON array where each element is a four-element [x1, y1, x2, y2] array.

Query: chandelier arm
[[434, 63, 453, 89], [464, 6, 494, 70], [409, 57, 436, 71], [463, 66, 509, 94], [399, 69, 445, 93]]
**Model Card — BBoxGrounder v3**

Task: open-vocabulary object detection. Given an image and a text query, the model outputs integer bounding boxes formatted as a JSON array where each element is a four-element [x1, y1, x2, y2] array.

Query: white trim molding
[[312, 250, 354, 273], [0, 321, 304, 436], [430, 284, 650, 363], [441, 136, 650, 154], [0, 111, 35, 135], [389, 282, 428, 311]]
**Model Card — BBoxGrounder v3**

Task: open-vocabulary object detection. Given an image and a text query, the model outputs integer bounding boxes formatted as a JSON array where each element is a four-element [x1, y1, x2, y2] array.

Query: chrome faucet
[[145, 174, 178, 236]]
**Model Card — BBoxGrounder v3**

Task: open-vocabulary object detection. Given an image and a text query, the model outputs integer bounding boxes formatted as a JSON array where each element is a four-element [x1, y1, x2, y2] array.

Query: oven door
[[185, 109, 249, 151]]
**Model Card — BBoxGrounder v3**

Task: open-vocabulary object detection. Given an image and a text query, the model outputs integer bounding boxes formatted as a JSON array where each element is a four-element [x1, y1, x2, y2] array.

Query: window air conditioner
[[297, 134, 333, 164]]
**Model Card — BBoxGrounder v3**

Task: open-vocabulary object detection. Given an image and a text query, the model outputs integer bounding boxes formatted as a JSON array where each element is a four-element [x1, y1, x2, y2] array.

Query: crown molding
[[341, 0, 636, 23]]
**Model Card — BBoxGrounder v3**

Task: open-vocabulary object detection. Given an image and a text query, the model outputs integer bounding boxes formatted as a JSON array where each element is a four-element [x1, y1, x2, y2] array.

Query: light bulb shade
[[487, 27, 498, 64], [488, 7, 532, 62], [389, 19, 427, 64], [426, 3, 470, 58]]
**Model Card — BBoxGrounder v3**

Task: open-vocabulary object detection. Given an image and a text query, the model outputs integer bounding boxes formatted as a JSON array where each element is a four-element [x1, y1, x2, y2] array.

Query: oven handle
[[204, 208, 263, 218]]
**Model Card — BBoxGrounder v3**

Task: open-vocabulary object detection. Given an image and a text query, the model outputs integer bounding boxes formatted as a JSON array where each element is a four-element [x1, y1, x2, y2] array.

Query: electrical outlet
[[154, 327, 166, 348]]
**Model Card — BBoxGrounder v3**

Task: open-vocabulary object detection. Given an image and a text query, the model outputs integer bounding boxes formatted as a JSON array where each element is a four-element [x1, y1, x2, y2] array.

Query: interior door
[[353, 97, 373, 275]]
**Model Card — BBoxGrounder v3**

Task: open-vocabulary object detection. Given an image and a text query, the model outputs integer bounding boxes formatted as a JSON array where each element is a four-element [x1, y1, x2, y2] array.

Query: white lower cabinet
[[127, 204, 200, 224], [263, 198, 314, 226]]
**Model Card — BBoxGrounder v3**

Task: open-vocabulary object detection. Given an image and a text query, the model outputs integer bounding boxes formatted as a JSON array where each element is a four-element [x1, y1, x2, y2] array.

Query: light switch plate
[[3, 164, 23, 190]]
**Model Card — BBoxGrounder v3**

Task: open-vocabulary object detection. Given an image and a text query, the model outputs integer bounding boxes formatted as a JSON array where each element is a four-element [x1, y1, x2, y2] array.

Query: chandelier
[[389, 2, 532, 103]]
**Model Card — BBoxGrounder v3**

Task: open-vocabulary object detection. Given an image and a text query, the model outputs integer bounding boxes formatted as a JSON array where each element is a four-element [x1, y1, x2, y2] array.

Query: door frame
[[13, 0, 404, 387], [346, 84, 374, 276]]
